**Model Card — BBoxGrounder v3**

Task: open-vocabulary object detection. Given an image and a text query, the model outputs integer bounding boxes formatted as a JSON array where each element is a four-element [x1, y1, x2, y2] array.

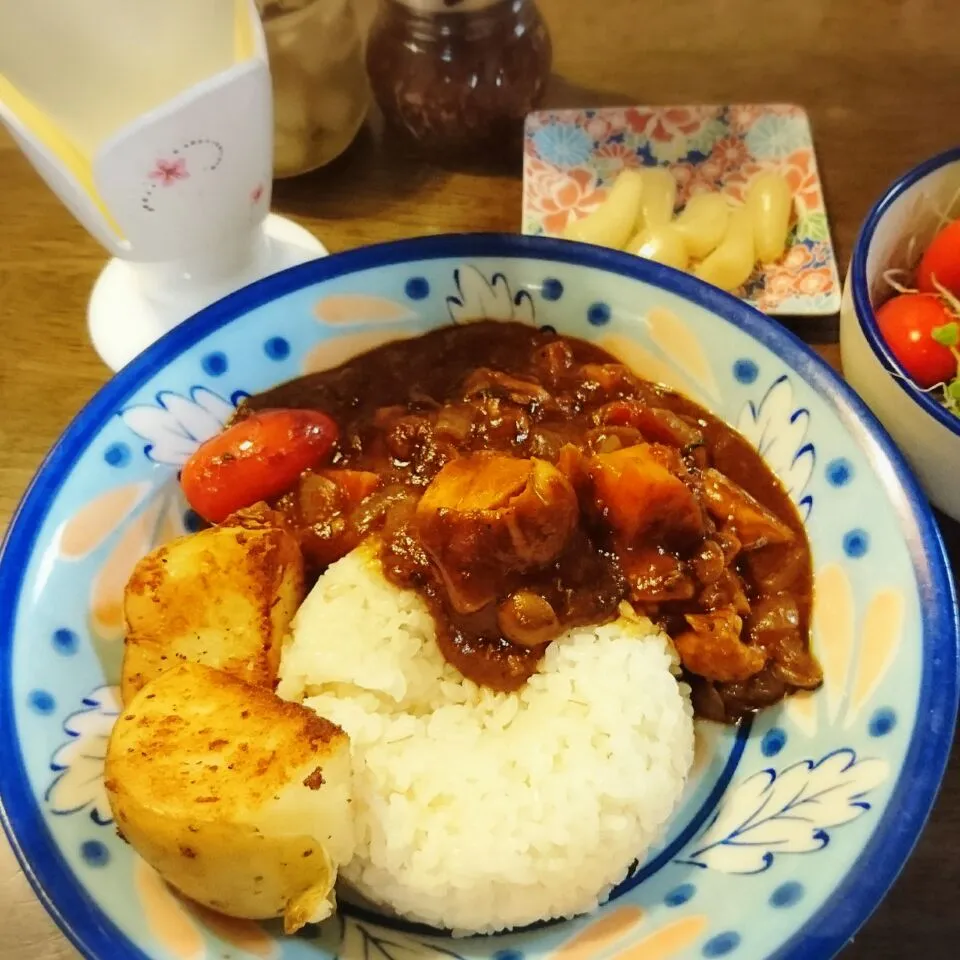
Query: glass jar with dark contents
[[366, 0, 552, 163]]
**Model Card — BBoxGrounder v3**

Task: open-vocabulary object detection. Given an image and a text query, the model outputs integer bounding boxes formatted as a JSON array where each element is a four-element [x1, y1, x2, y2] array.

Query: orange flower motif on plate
[[625, 106, 708, 143], [720, 161, 765, 204], [796, 266, 835, 296], [781, 149, 824, 212], [763, 270, 803, 300], [525, 159, 606, 235], [594, 142, 640, 171], [729, 103, 802, 133], [711, 136, 750, 174], [585, 114, 615, 141], [781, 244, 814, 272], [673, 163, 720, 205]]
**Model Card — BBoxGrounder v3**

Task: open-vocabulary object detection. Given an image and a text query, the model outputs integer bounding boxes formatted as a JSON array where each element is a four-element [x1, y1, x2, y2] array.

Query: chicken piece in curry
[[229, 321, 821, 722]]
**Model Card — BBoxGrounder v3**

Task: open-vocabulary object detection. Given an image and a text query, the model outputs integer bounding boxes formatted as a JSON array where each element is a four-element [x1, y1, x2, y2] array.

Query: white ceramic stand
[[88, 214, 326, 371]]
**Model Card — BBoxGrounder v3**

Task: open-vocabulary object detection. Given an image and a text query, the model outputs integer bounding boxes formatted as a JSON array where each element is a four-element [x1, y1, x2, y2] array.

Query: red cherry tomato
[[917, 219, 960, 296], [875, 293, 958, 389], [181, 409, 339, 523]]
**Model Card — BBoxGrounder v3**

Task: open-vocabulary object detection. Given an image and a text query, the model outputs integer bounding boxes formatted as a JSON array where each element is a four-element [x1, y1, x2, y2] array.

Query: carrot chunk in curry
[[586, 444, 704, 543], [234, 321, 823, 722]]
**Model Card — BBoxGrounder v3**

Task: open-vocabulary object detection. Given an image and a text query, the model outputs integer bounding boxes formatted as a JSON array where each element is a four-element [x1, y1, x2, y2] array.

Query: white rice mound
[[277, 546, 694, 935]]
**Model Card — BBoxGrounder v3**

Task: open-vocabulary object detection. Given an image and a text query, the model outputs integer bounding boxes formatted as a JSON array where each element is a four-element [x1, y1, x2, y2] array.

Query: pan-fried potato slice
[[105, 662, 355, 932], [122, 520, 304, 704]]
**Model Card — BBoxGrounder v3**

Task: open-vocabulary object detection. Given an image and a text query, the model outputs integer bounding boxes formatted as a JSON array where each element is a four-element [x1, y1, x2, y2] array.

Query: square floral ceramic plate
[[522, 105, 842, 316]]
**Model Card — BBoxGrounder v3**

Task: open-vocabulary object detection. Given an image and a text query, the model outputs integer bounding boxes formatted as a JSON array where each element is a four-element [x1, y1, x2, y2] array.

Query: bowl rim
[[0, 232, 957, 960], [850, 145, 960, 438]]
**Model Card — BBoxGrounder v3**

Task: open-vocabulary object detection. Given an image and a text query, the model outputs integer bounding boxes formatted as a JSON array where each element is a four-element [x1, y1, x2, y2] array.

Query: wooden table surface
[[1, 0, 958, 957]]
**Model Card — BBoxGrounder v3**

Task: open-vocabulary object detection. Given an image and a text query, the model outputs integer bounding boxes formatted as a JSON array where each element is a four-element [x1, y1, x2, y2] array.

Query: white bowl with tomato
[[841, 146, 960, 521]]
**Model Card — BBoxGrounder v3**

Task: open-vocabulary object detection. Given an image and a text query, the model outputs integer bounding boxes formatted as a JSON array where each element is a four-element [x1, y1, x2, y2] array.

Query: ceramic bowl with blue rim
[[840, 146, 960, 522], [1, 234, 957, 960]]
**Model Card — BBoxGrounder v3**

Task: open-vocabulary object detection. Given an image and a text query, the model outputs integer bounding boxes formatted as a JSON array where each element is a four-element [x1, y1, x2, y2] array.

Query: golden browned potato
[[121, 520, 304, 704], [105, 662, 355, 933]]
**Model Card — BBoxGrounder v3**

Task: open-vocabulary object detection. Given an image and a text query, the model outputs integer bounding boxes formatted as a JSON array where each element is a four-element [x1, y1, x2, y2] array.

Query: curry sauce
[[241, 321, 821, 722]]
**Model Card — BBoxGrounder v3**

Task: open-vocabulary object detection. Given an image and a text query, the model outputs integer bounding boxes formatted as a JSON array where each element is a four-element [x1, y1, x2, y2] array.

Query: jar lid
[[394, 0, 506, 12]]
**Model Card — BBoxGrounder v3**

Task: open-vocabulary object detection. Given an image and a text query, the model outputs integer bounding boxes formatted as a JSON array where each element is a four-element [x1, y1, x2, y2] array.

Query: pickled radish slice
[[694, 206, 756, 292], [674, 193, 730, 259], [628, 223, 689, 271], [638, 167, 677, 229], [745, 172, 793, 263], [563, 169, 645, 249]]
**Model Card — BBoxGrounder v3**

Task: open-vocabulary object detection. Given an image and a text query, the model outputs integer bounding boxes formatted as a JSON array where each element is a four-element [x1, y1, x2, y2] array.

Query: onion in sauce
[[237, 322, 822, 722]]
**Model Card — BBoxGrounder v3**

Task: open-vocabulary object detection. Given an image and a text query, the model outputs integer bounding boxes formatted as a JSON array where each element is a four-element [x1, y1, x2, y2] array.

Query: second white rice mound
[[278, 546, 694, 935]]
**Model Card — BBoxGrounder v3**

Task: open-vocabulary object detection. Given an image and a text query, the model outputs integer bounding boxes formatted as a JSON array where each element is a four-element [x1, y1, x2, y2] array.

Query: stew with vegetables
[[187, 321, 821, 722]]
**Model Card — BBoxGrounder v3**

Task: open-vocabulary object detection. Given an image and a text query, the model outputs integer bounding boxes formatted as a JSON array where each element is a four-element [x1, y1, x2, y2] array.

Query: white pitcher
[[0, 0, 325, 370]]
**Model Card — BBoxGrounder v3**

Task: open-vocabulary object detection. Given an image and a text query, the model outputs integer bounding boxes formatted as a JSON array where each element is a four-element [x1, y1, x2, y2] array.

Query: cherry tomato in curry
[[181, 409, 339, 523]]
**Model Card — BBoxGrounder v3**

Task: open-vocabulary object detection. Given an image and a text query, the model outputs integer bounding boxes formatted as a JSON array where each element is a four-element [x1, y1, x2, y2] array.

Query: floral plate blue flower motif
[[531, 122, 595, 168], [0, 235, 955, 960], [744, 114, 811, 160]]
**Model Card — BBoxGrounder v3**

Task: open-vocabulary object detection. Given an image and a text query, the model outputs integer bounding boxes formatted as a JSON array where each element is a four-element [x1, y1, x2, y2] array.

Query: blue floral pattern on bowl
[[0, 235, 955, 960]]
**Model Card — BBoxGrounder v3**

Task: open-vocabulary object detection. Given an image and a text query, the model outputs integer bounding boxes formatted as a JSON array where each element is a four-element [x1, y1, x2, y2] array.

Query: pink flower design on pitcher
[[149, 158, 189, 186]]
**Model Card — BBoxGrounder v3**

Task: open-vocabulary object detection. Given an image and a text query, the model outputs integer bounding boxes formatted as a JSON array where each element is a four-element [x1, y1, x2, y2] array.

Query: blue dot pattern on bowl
[[541, 278, 564, 301], [733, 358, 759, 384], [27, 690, 55, 715], [587, 302, 611, 326], [492, 950, 523, 960], [703, 931, 741, 957], [770, 881, 805, 908], [869, 707, 897, 738], [405, 277, 430, 300], [102, 442, 130, 468], [843, 528, 870, 558], [264, 337, 291, 361], [80, 840, 109, 868], [761, 727, 787, 757], [183, 510, 204, 533], [51, 628, 78, 656], [664, 883, 696, 907], [826, 457, 853, 487], [202, 351, 228, 376]]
